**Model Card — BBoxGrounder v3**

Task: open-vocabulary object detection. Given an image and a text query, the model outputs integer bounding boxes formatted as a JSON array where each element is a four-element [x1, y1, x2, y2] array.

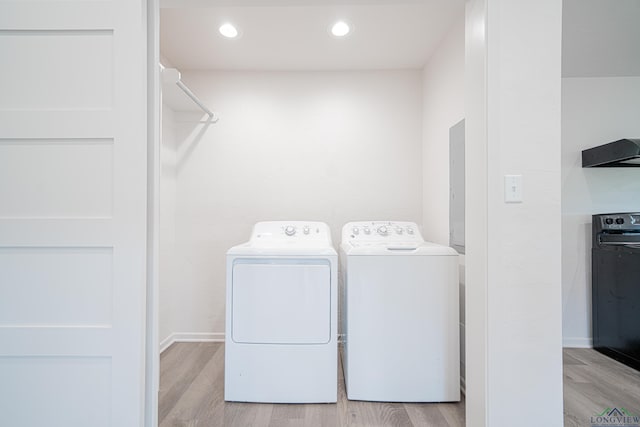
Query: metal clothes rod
[[175, 79, 215, 119], [160, 64, 218, 122]]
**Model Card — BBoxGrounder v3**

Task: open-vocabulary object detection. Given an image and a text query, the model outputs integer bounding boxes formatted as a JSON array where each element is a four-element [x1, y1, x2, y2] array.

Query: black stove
[[592, 212, 640, 370]]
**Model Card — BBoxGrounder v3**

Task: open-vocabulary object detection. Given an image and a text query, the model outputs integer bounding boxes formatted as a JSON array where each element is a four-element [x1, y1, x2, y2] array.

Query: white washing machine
[[340, 221, 459, 402], [225, 221, 337, 403]]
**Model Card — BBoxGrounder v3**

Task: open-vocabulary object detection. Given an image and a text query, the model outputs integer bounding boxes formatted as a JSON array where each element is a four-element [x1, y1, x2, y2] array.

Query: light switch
[[504, 175, 523, 203]]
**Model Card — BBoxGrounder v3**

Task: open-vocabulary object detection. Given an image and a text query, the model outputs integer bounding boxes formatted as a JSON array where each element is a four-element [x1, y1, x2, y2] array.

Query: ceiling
[[159, 0, 464, 71], [562, 0, 640, 78]]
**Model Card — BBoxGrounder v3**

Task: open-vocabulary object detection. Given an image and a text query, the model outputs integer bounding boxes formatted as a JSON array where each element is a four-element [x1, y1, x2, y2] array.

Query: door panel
[[0, 1, 147, 426], [0, 247, 113, 325], [0, 357, 111, 427], [0, 140, 114, 218], [0, 30, 113, 110], [232, 260, 331, 344]]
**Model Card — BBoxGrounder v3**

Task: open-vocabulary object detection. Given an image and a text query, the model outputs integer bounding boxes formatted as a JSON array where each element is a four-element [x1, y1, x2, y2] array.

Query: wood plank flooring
[[159, 344, 640, 426], [159, 343, 464, 427], [563, 348, 640, 427]]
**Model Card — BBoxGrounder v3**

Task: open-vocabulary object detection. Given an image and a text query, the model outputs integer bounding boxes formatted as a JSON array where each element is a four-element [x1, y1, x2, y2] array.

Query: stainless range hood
[[582, 138, 640, 167]]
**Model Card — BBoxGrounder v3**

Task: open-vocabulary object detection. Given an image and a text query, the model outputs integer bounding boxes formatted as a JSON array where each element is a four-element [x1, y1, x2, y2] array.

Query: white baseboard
[[159, 332, 225, 353], [563, 337, 593, 348]]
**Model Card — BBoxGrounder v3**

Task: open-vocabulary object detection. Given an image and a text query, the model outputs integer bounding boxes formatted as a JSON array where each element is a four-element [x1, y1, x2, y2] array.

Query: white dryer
[[225, 221, 337, 403], [340, 221, 459, 402]]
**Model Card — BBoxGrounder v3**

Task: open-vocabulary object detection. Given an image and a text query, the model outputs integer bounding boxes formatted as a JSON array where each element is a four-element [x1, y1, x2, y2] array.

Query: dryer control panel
[[250, 221, 333, 247], [342, 221, 424, 244]]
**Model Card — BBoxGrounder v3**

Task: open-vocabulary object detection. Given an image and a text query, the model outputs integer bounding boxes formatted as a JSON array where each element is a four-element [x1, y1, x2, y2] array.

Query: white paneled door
[[0, 1, 148, 426]]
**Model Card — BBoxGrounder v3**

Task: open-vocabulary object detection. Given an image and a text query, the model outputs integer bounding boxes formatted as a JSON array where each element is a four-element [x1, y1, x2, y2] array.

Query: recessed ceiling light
[[219, 23, 239, 39], [330, 21, 351, 37]]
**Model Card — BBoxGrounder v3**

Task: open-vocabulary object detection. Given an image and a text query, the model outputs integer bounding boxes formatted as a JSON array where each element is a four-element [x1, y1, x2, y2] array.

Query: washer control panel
[[250, 221, 332, 247], [342, 221, 423, 244]]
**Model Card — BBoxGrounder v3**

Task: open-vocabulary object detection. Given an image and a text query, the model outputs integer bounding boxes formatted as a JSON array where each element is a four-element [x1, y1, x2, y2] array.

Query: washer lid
[[341, 240, 458, 256]]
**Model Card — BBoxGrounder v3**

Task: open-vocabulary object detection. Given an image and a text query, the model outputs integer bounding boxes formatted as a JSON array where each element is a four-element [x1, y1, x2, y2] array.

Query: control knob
[[284, 225, 296, 236], [407, 227, 414, 235], [352, 227, 360, 235], [377, 225, 388, 236], [303, 226, 310, 235], [395, 227, 403, 234], [363, 227, 371, 234], [616, 217, 625, 225], [605, 218, 614, 225]]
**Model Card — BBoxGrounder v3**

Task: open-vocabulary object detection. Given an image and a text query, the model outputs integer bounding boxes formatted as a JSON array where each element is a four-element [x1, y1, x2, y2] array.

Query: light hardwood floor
[[159, 343, 640, 426], [159, 343, 464, 427], [563, 348, 640, 427]]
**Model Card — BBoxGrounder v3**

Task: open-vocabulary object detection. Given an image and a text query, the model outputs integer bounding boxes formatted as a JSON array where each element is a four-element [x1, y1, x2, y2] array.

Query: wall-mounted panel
[[0, 247, 113, 326], [449, 119, 465, 253], [0, 139, 113, 218], [0, 30, 113, 110], [0, 357, 110, 427]]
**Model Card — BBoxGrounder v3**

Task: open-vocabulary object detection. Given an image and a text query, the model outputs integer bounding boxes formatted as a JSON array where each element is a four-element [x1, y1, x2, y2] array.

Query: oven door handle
[[598, 241, 640, 247], [598, 233, 640, 246]]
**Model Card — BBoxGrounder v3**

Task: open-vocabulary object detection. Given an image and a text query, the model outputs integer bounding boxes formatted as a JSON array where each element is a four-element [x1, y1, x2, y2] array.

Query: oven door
[[592, 238, 640, 370]]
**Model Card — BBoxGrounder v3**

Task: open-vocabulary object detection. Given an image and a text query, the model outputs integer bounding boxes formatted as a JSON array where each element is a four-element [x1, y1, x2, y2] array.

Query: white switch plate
[[504, 175, 523, 203]]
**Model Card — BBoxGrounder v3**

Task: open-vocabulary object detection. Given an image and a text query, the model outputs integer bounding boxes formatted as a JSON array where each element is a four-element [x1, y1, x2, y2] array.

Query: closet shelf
[[161, 66, 218, 122]]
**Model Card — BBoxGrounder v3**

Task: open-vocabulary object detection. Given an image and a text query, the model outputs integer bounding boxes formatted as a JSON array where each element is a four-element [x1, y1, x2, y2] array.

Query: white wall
[[466, 0, 564, 425], [421, 15, 465, 385], [561, 76, 640, 347], [422, 16, 465, 246], [164, 70, 423, 338], [159, 105, 178, 347], [465, 1, 488, 422]]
